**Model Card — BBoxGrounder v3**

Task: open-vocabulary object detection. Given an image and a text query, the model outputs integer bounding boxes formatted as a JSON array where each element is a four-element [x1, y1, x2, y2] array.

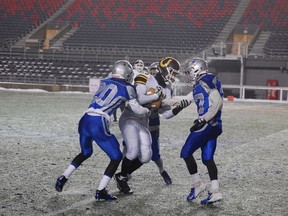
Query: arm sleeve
[[126, 85, 150, 115], [136, 84, 159, 105], [160, 109, 174, 119], [202, 88, 223, 122], [161, 91, 194, 107], [160, 88, 193, 119], [128, 98, 150, 115], [182, 92, 194, 102], [126, 85, 137, 100]]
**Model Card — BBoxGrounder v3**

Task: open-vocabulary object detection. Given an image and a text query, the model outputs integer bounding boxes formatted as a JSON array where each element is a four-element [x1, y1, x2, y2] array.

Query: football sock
[[211, 179, 220, 192], [203, 160, 218, 180], [183, 155, 198, 174], [191, 172, 201, 187], [154, 158, 164, 174], [128, 158, 143, 175], [63, 164, 76, 179], [104, 159, 121, 177], [121, 157, 132, 177], [98, 175, 111, 191]]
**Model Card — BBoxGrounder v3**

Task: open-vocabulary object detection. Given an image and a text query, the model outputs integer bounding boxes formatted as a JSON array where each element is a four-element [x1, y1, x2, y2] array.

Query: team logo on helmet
[[158, 57, 180, 86]]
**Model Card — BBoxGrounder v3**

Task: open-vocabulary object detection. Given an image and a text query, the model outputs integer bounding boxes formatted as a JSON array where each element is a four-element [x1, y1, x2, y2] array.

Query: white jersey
[[119, 73, 161, 163], [135, 73, 160, 105], [131, 69, 141, 85]]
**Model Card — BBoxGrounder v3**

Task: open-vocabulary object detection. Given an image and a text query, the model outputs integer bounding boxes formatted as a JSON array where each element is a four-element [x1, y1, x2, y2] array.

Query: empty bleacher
[[55, 0, 240, 55], [0, 0, 67, 47], [0, 0, 287, 87], [0, 56, 111, 85], [238, 0, 288, 58]]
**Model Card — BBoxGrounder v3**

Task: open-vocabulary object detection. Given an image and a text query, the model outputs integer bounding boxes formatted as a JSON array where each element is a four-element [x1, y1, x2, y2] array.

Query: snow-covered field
[[1, 89, 287, 216]]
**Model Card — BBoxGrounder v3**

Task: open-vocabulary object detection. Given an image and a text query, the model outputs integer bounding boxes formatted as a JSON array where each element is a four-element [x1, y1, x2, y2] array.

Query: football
[[146, 87, 162, 109]]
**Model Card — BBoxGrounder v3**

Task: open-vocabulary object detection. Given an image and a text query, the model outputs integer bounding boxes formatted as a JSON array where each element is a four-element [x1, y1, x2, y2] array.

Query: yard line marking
[[46, 197, 95, 216]]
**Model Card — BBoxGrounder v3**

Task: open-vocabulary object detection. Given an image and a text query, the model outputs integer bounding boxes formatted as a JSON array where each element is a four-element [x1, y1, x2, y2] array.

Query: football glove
[[179, 99, 190, 109], [155, 86, 165, 100], [172, 106, 182, 116], [190, 118, 206, 132], [172, 99, 190, 116]]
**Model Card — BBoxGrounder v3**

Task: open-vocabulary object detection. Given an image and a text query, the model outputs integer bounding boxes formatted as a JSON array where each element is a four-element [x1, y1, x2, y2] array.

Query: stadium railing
[[175, 83, 288, 102]]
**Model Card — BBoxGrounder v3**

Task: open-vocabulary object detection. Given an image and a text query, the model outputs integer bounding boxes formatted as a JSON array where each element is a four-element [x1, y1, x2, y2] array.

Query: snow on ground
[[0, 90, 287, 216]]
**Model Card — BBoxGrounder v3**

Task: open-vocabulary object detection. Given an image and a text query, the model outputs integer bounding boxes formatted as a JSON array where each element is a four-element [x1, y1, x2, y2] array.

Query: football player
[[115, 57, 190, 194], [182, 57, 223, 204], [114, 61, 162, 194], [55, 60, 150, 201], [147, 59, 191, 185], [133, 59, 145, 79]]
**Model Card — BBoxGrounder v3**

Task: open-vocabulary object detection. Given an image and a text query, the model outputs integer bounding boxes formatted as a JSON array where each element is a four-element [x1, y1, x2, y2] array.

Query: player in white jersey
[[114, 65, 162, 194], [147, 60, 191, 185], [55, 60, 150, 201], [115, 57, 190, 194]]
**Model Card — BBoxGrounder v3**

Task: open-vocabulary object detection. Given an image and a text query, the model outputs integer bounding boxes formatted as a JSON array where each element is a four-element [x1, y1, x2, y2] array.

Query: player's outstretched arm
[[162, 92, 194, 107]]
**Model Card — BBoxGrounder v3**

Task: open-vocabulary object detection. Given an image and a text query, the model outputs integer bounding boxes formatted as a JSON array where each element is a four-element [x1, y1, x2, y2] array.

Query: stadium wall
[[211, 58, 287, 86]]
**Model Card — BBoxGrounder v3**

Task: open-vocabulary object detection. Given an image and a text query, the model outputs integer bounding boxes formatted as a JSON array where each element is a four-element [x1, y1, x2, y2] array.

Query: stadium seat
[[55, 0, 240, 55], [238, 0, 288, 57], [0, 0, 66, 44]]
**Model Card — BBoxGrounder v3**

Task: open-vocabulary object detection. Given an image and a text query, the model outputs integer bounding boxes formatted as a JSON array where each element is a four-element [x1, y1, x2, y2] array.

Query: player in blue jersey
[[182, 57, 224, 204], [55, 60, 151, 201]]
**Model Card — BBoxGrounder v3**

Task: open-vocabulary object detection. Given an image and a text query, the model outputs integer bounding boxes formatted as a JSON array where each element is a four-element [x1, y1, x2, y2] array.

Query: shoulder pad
[[134, 74, 148, 85], [126, 85, 137, 100]]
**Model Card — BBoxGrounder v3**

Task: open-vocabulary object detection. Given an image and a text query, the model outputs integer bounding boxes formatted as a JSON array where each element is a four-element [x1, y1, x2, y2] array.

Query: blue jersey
[[78, 77, 137, 161], [180, 73, 223, 160], [193, 73, 223, 125], [88, 77, 136, 116]]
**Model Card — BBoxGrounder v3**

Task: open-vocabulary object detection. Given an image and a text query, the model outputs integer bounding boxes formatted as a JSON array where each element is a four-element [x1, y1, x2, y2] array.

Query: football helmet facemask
[[148, 62, 159, 76], [142, 66, 149, 75], [134, 59, 144, 72], [112, 60, 134, 83], [158, 57, 180, 86], [184, 57, 208, 86]]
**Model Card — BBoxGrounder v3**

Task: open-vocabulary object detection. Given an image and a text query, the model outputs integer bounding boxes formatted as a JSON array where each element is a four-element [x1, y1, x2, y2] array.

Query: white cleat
[[201, 191, 222, 204], [186, 183, 206, 201]]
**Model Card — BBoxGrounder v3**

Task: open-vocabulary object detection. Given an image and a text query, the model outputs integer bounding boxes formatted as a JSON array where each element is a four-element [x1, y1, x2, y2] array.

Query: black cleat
[[161, 170, 172, 185], [114, 173, 133, 194], [55, 175, 68, 192], [95, 188, 117, 201]]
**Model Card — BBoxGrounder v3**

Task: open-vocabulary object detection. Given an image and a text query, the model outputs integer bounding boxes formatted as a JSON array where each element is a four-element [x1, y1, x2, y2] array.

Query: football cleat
[[201, 191, 222, 204], [95, 188, 117, 201], [161, 170, 172, 185], [114, 173, 133, 194], [55, 175, 68, 192], [187, 183, 206, 201]]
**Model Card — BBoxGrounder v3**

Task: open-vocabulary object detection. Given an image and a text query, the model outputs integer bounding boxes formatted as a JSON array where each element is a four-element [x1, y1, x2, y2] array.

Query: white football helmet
[[111, 60, 134, 83], [142, 66, 149, 75], [148, 62, 159, 76], [158, 57, 180, 86], [133, 59, 144, 72], [184, 57, 208, 85]]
